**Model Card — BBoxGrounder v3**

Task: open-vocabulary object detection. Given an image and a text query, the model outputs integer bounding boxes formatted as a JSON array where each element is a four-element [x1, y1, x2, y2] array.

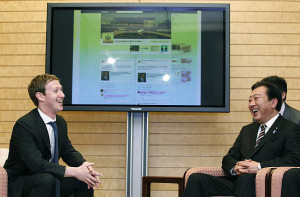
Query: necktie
[[255, 124, 266, 148], [48, 121, 60, 197]]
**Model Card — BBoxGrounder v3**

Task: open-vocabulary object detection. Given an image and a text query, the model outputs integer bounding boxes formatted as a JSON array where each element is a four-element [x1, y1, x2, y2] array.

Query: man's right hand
[[233, 163, 247, 175], [234, 159, 260, 175], [65, 163, 103, 189]]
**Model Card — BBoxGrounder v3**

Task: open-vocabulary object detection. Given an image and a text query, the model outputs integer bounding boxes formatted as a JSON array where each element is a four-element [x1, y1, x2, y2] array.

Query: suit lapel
[[33, 109, 51, 153], [253, 115, 282, 154], [283, 104, 291, 120], [56, 119, 63, 157]]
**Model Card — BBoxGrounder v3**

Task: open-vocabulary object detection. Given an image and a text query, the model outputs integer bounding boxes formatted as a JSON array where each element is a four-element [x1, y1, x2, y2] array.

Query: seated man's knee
[[188, 173, 206, 182], [187, 173, 211, 186], [38, 173, 56, 187], [282, 168, 300, 185], [23, 173, 56, 196], [283, 168, 300, 179], [234, 174, 256, 197], [236, 173, 256, 185], [238, 173, 256, 180], [281, 168, 300, 197]]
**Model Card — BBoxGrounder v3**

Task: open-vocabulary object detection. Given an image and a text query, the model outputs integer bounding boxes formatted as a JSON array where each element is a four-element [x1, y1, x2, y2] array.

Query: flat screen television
[[46, 3, 230, 112]]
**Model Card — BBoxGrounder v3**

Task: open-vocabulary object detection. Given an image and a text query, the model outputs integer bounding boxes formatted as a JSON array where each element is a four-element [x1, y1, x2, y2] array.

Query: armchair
[[141, 166, 275, 197], [0, 148, 8, 197], [183, 166, 275, 197], [269, 167, 300, 197]]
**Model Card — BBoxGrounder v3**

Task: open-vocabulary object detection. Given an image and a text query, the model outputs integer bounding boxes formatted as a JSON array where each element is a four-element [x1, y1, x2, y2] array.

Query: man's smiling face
[[248, 86, 278, 124], [38, 80, 65, 118]]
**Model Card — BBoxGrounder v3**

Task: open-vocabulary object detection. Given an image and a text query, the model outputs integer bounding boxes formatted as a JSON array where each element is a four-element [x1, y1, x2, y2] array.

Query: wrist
[[257, 163, 261, 170], [65, 166, 76, 177]]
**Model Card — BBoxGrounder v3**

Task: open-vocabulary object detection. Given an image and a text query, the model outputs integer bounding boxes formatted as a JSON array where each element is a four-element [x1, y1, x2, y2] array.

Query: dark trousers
[[183, 173, 256, 197], [22, 173, 94, 197], [281, 168, 300, 197]]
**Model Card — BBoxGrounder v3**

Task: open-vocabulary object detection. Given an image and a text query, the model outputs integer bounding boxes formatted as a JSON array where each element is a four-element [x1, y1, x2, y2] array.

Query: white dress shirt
[[256, 113, 279, 140], [37, 108, 56, 161]]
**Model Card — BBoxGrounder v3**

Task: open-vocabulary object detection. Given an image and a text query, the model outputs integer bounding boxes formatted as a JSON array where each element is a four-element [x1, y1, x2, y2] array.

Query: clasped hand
[[76, 162, 103, 189], [233, 159, 259, 175]]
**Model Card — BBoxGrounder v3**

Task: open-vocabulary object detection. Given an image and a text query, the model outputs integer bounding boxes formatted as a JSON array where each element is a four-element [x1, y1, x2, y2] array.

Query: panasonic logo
[[131, 107, 142, 111]]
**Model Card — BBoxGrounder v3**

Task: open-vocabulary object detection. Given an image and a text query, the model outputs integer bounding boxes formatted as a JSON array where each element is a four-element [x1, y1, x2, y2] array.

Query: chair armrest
[[270, 167, 300, 197], [255, 167, 275, 197], [142, 176, 184, 197], [0, 167, 7, 197], [183, 167, 226, 188], [183, 166, 274, 197]]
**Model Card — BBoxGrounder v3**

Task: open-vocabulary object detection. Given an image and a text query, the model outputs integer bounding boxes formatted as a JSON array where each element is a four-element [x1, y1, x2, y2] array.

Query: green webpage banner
[[72, 9, 201, 105]]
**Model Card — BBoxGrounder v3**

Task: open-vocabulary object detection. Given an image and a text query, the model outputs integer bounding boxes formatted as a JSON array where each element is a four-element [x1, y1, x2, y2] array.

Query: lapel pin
[[273, 127, 278, 134]]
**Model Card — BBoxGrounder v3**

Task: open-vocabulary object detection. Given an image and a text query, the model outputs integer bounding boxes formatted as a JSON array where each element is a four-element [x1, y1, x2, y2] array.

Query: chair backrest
[[0, 148, 9, 167]]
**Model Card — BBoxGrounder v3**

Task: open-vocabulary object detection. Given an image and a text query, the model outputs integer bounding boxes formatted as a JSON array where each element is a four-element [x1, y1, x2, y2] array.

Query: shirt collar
[[263, 113, 280, 130], [38, 108, 56, 124]]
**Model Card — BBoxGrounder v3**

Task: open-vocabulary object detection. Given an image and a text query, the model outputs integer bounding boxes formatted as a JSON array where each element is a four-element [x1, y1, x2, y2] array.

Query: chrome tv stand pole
[[126, 112, 149, 197]]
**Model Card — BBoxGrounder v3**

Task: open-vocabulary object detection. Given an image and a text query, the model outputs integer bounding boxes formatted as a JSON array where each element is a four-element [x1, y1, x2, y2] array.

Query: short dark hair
[[28, 74, 60, 106], [251, 81, 282, 112], [261, 76, 287, 100]]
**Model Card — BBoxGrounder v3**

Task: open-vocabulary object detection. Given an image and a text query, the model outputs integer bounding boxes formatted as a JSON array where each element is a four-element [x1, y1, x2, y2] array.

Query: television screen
[[46, 3, 230, 112]]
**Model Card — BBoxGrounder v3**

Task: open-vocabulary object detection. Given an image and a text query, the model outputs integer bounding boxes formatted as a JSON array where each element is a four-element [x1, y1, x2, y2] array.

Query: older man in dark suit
[[183, 81, 300, 197], [4, 74, 102, 197]]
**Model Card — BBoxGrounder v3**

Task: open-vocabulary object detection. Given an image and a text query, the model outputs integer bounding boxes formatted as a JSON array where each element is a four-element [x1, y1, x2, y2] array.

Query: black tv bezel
[[46, 3, 230, 112]]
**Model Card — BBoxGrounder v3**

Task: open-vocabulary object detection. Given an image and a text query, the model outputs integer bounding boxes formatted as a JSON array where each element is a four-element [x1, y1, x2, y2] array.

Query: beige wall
[[0, 0, 299, 196]]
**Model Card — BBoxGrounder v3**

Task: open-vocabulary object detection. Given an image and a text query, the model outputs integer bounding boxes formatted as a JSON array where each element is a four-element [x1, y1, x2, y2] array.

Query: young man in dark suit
[[4, 74, 102, 197], [183, 81, 300, 197], [261, 75, 300, 126]]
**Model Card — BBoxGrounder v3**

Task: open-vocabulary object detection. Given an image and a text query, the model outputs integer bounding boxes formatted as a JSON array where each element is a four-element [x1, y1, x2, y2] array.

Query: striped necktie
[[255, 124, 266, 148]]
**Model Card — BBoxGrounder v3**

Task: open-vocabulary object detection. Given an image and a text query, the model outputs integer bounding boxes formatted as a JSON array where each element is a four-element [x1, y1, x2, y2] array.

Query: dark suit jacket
[[283, 103, 300, 126], [222, 115, 300, 176], [4, 108, 86, 197]]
